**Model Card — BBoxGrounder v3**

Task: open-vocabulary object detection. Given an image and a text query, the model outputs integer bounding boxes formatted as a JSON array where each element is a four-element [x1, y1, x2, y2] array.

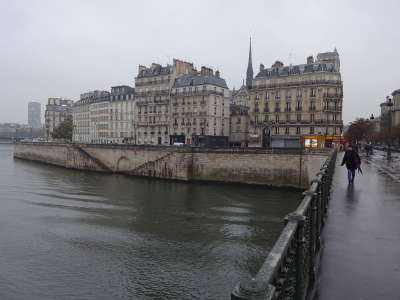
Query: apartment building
[[392, 89, 400, 127], [73, 90, 110, 143], [229, 104, 249, 147], [134, 59, 195, 145], [109, 86, 135, 143], [248, 48, 343, 147], [170, 67, 230, 145], [45, 98, 73, 138]]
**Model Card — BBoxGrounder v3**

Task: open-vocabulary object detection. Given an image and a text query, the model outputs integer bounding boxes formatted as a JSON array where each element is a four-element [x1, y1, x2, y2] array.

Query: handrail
[[232, 148, 338, 300]]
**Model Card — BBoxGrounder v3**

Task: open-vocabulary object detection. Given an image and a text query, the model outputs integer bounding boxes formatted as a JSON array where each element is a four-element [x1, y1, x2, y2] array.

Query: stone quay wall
[[13, 143, 331, 189]]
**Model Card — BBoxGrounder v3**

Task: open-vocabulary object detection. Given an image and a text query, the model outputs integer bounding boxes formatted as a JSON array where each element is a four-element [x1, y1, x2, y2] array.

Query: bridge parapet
[[231, 148, 338, 300]]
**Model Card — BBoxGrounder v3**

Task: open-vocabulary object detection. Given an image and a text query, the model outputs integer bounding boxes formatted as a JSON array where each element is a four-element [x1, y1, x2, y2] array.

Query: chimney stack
[[201, 66, 213, 76], [138, 65, 146, 74], [307, 56, 314, 64], [260, 64, 265, 71]]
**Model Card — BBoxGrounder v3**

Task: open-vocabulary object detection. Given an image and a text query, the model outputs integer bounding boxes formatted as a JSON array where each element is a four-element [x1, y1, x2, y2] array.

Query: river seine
[[0, 144, 300, 299]]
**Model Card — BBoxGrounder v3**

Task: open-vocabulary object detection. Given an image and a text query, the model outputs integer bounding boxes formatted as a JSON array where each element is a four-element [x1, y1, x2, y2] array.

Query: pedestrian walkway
[[315, 152, 400, 300]]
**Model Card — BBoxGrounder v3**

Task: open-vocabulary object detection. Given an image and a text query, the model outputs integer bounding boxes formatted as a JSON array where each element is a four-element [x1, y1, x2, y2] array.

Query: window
[[297, 114, 301, 122], [311, 88, 316, 97], [296, 101, 301, 110], [296, 88, 302, 97], [275, 114, 279, 122], [275, 127, 279, 135], [310, 101, 316, 111], [310, 127, 315, 134], [296, 127, 300, 134], [285, 127, 289, 135], [311, 114, 314, 122]]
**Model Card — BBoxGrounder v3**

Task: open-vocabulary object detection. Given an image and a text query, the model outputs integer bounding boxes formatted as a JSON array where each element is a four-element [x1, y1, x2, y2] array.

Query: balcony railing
[[135, 90, 169, 97], [323, 106, 342, 112], [323, 93, 343, 99], [171, 90, 224, 97], [254, 79, 342, 90]]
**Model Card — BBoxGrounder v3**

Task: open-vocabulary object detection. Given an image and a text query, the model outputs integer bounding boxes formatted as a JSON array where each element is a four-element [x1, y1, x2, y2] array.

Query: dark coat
[[341, 150, 361, 170]]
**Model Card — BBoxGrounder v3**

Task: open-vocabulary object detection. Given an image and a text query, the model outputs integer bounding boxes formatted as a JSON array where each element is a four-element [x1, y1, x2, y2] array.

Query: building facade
[[229, 104, 249, 146], [134, 59, 196, 145], [45, 98, 73, 138], [73, 87, 135, 144], [248, 49, 343, 147], [170, 67, 230, 145], [28, 102, 41, 128], [231, 85, 249, 107], [73, 90, 110, 143], [109, 86, 135, 143], [392, 89, 400, 127]]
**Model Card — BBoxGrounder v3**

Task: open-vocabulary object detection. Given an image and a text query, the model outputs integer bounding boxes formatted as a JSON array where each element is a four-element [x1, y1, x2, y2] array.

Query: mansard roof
[[111, 85, 135, 95], [173, 73, 228, 89], [255, 62, 338, 79], [137, 64, 172, 78], [75, 92, 110, 106]]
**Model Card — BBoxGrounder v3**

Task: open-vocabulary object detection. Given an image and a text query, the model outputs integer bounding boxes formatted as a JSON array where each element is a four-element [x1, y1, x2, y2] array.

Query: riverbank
[[14, 142, 332, 189]]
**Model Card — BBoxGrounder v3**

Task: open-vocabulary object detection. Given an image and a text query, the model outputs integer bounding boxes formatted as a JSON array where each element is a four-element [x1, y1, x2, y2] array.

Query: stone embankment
[[14, 143, 331, 189]]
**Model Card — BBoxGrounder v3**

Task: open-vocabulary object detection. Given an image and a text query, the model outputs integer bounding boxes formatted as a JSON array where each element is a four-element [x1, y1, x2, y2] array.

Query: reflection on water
[[0, 144, 300, 299]]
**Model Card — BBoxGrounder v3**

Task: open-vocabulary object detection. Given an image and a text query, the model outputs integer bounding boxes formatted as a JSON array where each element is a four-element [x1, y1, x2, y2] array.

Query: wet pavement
[[315, 151, 400, 300]]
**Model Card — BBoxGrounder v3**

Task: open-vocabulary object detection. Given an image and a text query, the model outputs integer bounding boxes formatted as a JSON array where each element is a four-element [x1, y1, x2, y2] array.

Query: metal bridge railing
[[231, 148, 338, 300]]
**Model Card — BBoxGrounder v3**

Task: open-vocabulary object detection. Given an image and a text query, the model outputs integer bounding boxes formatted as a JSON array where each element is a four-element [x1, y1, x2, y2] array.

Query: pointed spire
[[246, 37, 254, 89]]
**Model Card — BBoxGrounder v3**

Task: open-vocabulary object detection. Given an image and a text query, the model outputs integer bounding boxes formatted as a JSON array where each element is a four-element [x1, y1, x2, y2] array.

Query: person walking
[[341, 144, 361, 184]]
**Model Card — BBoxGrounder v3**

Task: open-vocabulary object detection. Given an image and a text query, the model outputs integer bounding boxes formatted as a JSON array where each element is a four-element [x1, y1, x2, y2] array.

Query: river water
[[0, 144, 300, 300]]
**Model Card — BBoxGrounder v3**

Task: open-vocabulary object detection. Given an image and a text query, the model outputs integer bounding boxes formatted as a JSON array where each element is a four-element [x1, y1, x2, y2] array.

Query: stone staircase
[[131, 151, 178, 179], [72, 144, 113, 172]]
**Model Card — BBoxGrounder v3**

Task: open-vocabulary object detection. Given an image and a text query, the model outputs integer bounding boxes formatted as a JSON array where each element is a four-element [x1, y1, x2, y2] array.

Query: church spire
[[246, 37, 253, 89]]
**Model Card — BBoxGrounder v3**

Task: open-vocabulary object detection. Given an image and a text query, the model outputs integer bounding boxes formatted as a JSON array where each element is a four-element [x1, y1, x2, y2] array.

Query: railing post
[[231, 278, 275, 300], [303, 189, 317, 289], [286, 213, 306, 300]]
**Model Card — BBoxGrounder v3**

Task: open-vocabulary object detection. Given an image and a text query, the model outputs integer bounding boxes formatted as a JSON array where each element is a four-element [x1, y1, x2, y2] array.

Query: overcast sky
[[1, 0, 399, 124]]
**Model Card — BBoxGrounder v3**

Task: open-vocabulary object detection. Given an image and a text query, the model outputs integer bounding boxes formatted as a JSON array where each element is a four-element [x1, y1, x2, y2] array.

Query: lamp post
[[386, 96, 393, 160]]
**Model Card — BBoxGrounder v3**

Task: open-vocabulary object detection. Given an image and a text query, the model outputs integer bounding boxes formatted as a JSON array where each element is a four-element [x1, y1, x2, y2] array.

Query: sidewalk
[[315, 152, 400, 300]]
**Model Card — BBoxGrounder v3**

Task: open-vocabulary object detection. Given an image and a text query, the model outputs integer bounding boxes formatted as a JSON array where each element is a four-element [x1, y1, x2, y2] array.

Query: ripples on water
[[0, 144, 300, 299]]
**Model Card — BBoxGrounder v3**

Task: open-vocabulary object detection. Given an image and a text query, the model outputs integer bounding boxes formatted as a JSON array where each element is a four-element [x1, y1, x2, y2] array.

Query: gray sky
[[1, 0, 399, 124]]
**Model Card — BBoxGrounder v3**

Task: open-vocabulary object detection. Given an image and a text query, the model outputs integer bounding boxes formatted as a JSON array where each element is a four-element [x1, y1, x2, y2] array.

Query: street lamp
[[386, 96, 393, 160]]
